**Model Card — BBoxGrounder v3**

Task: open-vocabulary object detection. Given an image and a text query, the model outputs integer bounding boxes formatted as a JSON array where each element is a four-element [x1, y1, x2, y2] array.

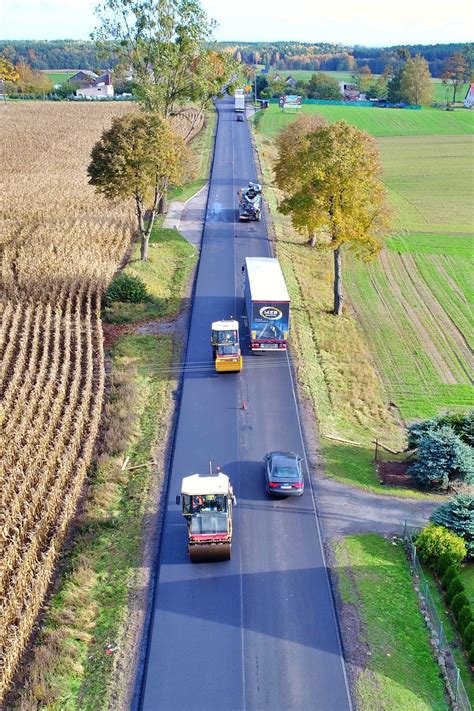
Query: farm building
[[464, 83, 474, 108], [285, 76, 297, 87], [74, 72, 114, 99], [68, 70, 100, 86], [339, 81, 360, 100]]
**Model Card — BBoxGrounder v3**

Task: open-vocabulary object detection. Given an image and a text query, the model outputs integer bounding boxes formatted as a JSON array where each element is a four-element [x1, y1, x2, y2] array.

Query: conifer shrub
[[457, 606, 473, 636], [451, 592, 469, 621], [445, 577, 464, 605]]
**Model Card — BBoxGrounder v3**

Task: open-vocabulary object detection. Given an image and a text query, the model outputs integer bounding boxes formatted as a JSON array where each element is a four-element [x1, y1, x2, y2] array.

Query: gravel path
[[314, 471, 439, 539]]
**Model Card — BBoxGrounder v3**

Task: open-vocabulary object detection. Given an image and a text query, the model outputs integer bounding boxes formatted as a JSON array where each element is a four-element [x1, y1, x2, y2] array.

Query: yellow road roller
[[211, 319, 243, 373], [176, 468, 236, 562]]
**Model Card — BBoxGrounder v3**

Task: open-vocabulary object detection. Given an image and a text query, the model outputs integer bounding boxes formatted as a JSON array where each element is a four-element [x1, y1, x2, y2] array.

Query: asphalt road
[[139, 97, 352, 711]]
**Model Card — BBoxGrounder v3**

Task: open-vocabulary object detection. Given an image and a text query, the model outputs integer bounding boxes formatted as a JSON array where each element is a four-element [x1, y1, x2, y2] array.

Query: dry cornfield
[[0, 101, 140, 700]]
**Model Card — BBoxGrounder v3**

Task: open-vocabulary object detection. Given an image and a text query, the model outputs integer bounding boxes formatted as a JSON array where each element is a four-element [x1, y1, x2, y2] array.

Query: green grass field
[[254, 104, 474, 425], [346, 134, 474, 420], [265, 68, 354, 83], [253, 81, 473, 492], [263, 69, 469, 104], [333, 534, 448, 710], [254, 103, 474, 138], [43, 70, 79, 85]]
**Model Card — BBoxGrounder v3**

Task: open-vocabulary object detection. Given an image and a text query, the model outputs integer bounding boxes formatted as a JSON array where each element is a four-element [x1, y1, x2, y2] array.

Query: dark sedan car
[[236, 114, 244, 122], [264, 451, 304, 496]]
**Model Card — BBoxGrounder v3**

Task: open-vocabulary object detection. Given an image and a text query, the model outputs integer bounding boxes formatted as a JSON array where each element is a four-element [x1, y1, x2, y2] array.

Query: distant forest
[[0, 39, 472, 77]]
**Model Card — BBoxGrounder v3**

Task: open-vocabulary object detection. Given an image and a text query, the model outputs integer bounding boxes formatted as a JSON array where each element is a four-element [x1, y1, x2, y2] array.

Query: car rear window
[[273, 466, 299, 479]]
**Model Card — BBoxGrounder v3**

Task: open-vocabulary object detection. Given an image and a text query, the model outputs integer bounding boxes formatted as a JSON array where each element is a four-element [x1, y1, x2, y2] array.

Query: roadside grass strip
[[168, 109, 215, 204], [333, 534, 449, 710], [255, 136, 409, 493], [422, 563, 474, 704], [254, 103, 474, 139], [15, 334, 175, 710]]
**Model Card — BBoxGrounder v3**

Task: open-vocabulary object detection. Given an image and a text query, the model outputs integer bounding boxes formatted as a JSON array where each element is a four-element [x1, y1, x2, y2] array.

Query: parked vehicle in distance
[[244, 257, 290, 351], [264, 451, 304, 496], [236, 114, 244, 122]]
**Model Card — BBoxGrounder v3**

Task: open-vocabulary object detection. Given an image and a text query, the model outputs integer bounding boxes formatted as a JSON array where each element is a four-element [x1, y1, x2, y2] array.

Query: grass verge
[[333, 534, 449, 710], [255, 133, 407, 494], [11, 109, 214, 709]]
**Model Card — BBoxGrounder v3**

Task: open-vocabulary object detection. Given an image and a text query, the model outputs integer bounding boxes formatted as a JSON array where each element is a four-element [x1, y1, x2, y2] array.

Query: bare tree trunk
[[136, 186, 163, 261], [310, 232, 317, 247], [333, 246, 344, 316], [135, 194, 149, 261], [158, 191, 168, 215], [158, 177, 169, 215]]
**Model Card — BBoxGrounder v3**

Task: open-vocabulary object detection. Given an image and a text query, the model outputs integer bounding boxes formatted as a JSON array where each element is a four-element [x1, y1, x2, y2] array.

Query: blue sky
[[1, 0, 473, 46]]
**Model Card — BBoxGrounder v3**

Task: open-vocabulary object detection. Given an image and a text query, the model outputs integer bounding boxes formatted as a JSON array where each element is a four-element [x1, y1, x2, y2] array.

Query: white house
[[74, 72, 114, 99], [464, 83, 474, 108]]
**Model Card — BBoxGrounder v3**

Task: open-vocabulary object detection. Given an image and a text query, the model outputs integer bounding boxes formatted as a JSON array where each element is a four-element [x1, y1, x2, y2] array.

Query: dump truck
[[176, 468, 236, 562], [211, 318, 243, 372], [244, 257, 290, 351], [238, 182, 262, 221], [234, 88, 245, 112]]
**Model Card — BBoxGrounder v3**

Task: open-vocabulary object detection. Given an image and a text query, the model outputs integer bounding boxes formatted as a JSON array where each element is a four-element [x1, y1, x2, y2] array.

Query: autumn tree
[[441, 52, 471, 103], [0, 57, 19, 82], [93, 0, 236, 127], [354, 65, 373, 94], [306, 73, 341, 100], [400, 54, 434, 105], [274, 120, 390, 315], [12, 60, 52, 95], [88, 113, 188, 261]]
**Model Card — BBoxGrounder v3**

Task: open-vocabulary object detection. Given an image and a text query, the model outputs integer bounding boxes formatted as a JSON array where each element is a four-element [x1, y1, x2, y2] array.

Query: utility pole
[[254, 66, 257, 106]]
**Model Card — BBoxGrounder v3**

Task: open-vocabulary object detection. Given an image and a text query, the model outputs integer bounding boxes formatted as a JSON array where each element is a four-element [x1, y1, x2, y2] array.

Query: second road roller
[[176, 466, 237, 562]]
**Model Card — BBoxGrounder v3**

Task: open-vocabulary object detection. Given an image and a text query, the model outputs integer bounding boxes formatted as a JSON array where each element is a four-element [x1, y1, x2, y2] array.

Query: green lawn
[[254, 102, 474, 138], [333, 534, 448, 710], [460, 564, 474, 607], [105, 225, 197, 324]]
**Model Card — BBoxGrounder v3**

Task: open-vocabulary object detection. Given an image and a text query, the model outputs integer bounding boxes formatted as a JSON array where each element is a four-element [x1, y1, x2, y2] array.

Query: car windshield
[[272, 466, 299, 480], [191, 512, 228, 535]]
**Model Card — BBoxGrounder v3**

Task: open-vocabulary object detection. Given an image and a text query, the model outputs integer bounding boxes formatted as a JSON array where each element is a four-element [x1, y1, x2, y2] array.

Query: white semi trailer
[[234, 88, 245, 112]]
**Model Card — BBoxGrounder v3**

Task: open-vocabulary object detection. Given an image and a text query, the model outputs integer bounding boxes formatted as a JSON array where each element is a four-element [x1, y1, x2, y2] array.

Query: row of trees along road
[[274, 115, 390, 316], [88, 0, 238, 261]]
